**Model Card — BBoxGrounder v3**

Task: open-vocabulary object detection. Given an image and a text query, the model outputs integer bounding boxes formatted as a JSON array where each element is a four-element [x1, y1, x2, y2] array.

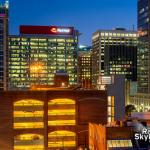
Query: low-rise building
[[0, 89, 110, 150]]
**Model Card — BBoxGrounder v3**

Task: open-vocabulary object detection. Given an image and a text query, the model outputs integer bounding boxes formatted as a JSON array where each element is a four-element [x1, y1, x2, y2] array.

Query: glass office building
[[92, 28, 138, 87], [138, 0, 150, 93], [0, 1, 8, 91], [9, 26, 79, 90], [78, 49, 92, 89]]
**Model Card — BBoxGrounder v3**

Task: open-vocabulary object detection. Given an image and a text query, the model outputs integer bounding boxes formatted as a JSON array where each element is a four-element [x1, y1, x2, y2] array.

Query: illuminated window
[[48, 131, 76, 148], [48, 98, 75, 126], [14, 99, 44, 129], [101, 33, 105, 36], [105, 33, 108, 36], [107, 96, 115, 123], [48, 98, 75, 105], [14, 134, 44, 150], [14, 111, 43, 117], [9, 35, 78, 89], [14, 122, 44, 129], [107, 140, 132, 148], [14, 99, 43, 106]]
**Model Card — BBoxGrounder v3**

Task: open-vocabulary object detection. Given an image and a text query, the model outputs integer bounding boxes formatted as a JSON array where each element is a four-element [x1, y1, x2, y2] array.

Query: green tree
[[125, 104, 136, 117]]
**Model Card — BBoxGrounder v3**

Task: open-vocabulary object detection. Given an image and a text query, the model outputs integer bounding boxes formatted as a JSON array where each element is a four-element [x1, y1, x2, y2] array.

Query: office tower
[[92, 28, 138, 88], [78, 45, 92, 89], [9, 25, 79, 90], [138, 0, 150, 93], [0, 0, 9, 91]]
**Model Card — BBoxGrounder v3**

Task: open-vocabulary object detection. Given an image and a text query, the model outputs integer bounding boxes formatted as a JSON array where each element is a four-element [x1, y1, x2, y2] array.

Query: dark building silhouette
[[0, 1, 8, 91]]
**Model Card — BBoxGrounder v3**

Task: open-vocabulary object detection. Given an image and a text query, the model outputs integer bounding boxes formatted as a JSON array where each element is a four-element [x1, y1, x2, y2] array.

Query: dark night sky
[[8, 0, 137, 45]]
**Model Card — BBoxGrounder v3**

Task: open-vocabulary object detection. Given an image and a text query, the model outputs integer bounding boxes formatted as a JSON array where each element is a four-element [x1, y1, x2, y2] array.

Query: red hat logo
[[51, 27, 57, 33]]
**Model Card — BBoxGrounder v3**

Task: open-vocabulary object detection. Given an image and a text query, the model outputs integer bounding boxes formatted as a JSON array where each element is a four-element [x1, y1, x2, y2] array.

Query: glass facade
[[92, 29, 138, 87], [78, 50, 92, 88], [9, 34, 78, 90], [105, 45, 137, 81], [0, 1, 8, 91], [138, 0, 150, 93]]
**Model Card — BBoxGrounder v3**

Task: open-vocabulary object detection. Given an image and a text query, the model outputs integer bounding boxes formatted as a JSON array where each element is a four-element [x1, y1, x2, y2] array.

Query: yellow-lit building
[[8, 25, 79, 90], [0, 89, 113, 150], [89, 123, 134, 150]]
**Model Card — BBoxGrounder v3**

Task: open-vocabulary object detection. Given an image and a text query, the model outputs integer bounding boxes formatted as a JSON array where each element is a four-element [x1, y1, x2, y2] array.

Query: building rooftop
[[93, 28, 138, 37]]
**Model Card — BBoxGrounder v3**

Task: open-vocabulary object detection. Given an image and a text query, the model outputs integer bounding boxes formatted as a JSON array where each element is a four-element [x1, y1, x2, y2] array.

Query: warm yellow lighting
[[48, 109, 75, 115], [14, 134, 44, 150], [48, 130, 75, 137], [14, 100, 44, 129], [30, 62, 44, 73], [48, 120, 75, 126], [14, 122, 44, 129], [14, 99, 43, 106], [108, 140, 132, 148], [14, 111, 44, 117], [15, 134, 43, 140], [48, 141, 76, 147], [107, 96, 115, 124], [14, 145, 44, 150], [48, 98, 76, 126], [48, 98, 75, 105], [48, 131, 76, 148]]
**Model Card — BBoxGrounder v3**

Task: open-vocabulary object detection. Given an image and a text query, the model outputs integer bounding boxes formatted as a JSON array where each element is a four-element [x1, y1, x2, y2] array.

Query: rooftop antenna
[[132, 24, 135, 31]]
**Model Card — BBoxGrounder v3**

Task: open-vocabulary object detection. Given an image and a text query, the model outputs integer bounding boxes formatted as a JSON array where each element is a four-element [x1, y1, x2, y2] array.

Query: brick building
[[0, 89, 110, 150]]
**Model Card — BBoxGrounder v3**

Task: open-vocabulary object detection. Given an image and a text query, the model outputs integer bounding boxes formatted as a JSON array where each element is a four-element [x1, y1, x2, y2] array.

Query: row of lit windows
[[81, 74, 91, 77], [48, 98, 75, 127], [10, 76, 76, 80], [14, 99, 76, 129], [14, 131, 76, 149], [100, 32, 137, 37], [10, 58, 76, 62], [100, 40, 137, 43], [25, 53, 75, 57], [10, 38, 76, 42], [110, 70, 132, 74], [110, 61, 133, 65], [107, 140, 132, 148], [9, 66, 76, 69], [10, 46, 76, 49], [110, 68, 130, 71], [107, 96, 115, 123]]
